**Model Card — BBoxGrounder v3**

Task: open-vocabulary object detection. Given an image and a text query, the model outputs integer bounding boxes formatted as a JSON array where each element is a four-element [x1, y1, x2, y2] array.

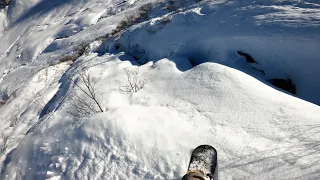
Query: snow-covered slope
[[0, 0, 320, 179]]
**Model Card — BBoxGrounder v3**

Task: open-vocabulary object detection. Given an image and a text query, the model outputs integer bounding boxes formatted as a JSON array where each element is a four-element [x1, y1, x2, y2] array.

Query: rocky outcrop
[[0, 0, 12, 9], [268, 78, 296, 94]]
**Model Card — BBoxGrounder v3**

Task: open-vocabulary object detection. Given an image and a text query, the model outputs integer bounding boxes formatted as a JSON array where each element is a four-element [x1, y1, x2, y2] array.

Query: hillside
[[0, 0, 320, 179]]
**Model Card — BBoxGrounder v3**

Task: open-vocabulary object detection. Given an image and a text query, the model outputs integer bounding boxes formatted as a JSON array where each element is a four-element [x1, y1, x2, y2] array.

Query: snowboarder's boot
[[183, 145, 217, 180]]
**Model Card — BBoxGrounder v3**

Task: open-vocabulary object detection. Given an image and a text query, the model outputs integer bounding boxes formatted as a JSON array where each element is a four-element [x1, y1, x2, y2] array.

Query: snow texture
[[0, 0, 320, 179]]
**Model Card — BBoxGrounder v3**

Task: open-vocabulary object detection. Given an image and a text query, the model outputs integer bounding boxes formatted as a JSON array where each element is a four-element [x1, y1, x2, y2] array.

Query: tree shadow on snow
[[220, 124, 320, 179], [0, 121, 77, 179]]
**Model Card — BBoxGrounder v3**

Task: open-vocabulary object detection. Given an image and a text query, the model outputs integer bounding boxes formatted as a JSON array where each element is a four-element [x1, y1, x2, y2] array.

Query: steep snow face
[[2, 55, 320, 180], [0, 0, 320, 180], [116, 0, 320, 105], [0, 0, 127, 73]]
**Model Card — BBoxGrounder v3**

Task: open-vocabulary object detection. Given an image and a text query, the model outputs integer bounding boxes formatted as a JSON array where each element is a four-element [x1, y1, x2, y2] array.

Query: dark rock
[[252, 67, 266, 75], [238, 51, 258, 63], [268, 78, 296, 94]]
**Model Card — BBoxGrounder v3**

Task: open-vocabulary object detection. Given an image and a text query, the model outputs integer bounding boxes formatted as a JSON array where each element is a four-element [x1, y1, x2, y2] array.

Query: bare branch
[[9, 105, 21, 127], [66, 70, 105, 123], [125, 67, 147, 93], [0, 132, 11, 155]]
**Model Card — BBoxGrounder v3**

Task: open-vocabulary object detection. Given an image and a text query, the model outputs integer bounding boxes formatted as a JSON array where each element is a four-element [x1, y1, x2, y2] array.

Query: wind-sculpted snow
[[0, 0, 320, 180], [115, 0, 320, 105]]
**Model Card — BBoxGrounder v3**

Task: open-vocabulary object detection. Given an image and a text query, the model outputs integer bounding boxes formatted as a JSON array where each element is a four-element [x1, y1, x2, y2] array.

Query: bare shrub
[[0, 91, 9, 106], [58, 54, 76, 64], [67, 70, 105, 121], [95, 3, 154, 41], [111, 3, 153, 35], [32, 92, 46, 109], [9, 105, 21, 127], [0, 132, 11, 155], [111, 14, 138, 35], [0, 89, 17, 106], [75, 43, 90, 57], [125, 67, 147, 93], [138, 3, 153, 15], [165, 0, 179, 12], [58, 43, 89, 65], [9, 116, 20, 128]]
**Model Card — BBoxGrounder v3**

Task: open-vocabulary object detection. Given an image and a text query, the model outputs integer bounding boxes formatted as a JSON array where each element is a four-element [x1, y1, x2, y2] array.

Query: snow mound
[[0, 0, 320, 180]]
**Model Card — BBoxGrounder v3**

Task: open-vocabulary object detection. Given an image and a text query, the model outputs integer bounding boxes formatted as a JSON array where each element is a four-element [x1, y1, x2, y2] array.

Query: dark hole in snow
[[133, 56, 139, 61], [268, 78, 296, 94], [115, 44, 121, 50], [237, 51, 258, 63]]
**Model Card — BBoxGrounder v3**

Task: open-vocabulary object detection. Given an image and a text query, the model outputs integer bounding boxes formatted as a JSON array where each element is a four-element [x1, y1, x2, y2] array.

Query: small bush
[[66, 70, 105, 124], [0, 91, 9, 105], [0, 89, 16, 106], [58, 54, 76, 63], [111, 3, 154, 35], [9, 116, 20, 127], [125, 67, 147, 93], [58, 43, 89, 64], [111, 14, 138, 35], [0, 132, 10, 155], [9, 105, 21, 127], [138, 3, 153, 15]]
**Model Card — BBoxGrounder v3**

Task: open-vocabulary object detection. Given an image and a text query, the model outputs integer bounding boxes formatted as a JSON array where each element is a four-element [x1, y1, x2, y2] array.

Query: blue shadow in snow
[[10, 0, 83, 26]]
